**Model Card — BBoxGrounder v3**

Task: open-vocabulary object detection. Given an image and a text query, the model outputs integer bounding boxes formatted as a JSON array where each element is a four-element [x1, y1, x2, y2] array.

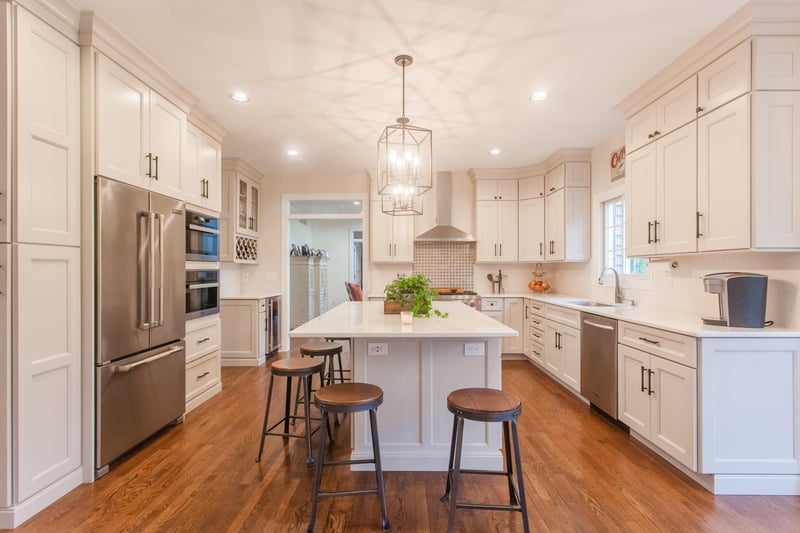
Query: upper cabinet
[[697, 41, 750, 115], [96, 54, 187, 198], [475, 179, 518, 201], [474, 178, 518, 262], [753, 37, 800, 90], [370, 200, 414, 263], [13, 8, 80, 246], [221, 158, 262, 263], [626, 77, 697, 153], [183, 123, 222, 212], [544, 162, 590, 262]]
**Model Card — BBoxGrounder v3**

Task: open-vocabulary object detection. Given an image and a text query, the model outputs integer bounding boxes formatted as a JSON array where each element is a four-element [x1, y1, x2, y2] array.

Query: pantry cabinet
[[370, 200, 414, 262], [626, 122, 697, 256], [96, 54, 186, 198], [183, 123, 222, 212]]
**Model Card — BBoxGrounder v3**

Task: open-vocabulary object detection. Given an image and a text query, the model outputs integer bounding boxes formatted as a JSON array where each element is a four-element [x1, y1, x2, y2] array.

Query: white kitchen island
[[289, 301, 517, 471]]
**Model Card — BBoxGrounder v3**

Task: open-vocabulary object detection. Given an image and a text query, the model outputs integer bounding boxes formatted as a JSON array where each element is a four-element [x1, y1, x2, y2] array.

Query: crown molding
[[468, 147, 592, 181], [188, 108, 227, 143], [222, 157, 265, 180], [542, 148, 593, 171], [15, 0, 79, 40]]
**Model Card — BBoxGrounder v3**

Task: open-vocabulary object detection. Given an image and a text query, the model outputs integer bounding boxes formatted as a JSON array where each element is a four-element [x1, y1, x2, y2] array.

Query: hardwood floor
[[6, 356, 800, 532]]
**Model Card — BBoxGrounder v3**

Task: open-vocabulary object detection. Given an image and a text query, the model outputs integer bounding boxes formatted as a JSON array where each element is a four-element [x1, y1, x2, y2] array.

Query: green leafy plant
[[384, 274, 448, 318]]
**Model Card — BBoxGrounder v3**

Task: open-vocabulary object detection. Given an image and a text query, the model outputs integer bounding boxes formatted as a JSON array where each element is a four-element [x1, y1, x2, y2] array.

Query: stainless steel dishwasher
[[580, 313, 618, 419]]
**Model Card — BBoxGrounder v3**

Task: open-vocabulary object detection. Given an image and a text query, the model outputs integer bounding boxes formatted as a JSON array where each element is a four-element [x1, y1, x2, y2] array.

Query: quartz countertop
[[289, 301, 518, 339], [482, 293, 800, 338], [221, 293, 281, 300]]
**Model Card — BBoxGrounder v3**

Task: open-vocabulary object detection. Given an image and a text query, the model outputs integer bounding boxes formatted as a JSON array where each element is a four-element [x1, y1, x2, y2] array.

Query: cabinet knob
[[696, 106, 704, 113], [653, 130, 661, 136], [549, 187, 555, 192], [648, 133, 654, 139]]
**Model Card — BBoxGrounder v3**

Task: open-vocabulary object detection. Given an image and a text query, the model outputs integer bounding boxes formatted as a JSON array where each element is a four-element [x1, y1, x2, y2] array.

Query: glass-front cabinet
[[221, 158, 263, 263], [237, 176, 259, 236]]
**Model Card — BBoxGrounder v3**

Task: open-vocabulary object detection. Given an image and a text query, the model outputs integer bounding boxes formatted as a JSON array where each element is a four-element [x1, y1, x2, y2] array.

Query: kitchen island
[[290, 301, 517, 471]]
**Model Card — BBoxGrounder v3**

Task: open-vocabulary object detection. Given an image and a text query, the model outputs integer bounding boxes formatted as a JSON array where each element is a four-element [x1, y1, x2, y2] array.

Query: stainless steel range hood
[[415, 172, 476, 242]]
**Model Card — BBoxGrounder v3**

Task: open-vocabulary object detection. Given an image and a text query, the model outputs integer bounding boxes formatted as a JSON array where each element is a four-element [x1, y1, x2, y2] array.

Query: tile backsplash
[[413, 242, 475, 290]]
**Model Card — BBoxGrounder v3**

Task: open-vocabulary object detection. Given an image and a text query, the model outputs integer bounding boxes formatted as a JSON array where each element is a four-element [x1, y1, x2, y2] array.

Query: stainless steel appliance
[[95, 176, 186, 476], [266, 296, 282, 354], [432, 289, 481, 310], [701, 272, 769, 327], [580, 312, 618, 419], [186, 269, 220, 320], [185, 210, 220, 261]]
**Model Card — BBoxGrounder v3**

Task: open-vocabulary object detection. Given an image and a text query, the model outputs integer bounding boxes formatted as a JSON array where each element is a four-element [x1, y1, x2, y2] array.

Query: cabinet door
[[15, 9, 80, 246], [370, 200, 393, 262], [518, 198, 545, 262], [754, 36, 800, 90], [626, 103, 657, 153], [563, 187, 590, 261], [697, 95, 750, 252], [258, 309, 267, 358], [497, 180, 518, 201], [148, 92, 186, 199], [656, 76, 697, 136], [518, 175, 544, 200], [698, 40, 750, 114], [558, 325, 580, 392], [96, 54, 150, 189], [656, 123, 697, 254], [618, 345, 650, 437], [14, 244, 80, 501], [545, 188, 565, 261], [475, 201, 499, 261], [392, 215, 414, 262], [502, 298, 523, 353], [497, 200, 518, 262], [545, 165, 566, 195], [198, 132, 222, 212], [250, 183, 259, 234], [0, 244, 8, 507], [543, 322, 563, 375], [649, 355, 696, 470], [752, 92, 800, 248], [475, 180, 498, 200], [522, 304, 531, 357], [182, 124, 202, 206], [625, 144, 657, 256]]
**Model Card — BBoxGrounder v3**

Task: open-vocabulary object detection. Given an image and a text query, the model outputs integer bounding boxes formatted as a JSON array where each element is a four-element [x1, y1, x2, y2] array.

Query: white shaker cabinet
[[184, 315, 221, 412], [96, 54, 186, 199], [752, 92, 800, 248], [0, 244, 8, 508], [697, 95, 751, 252], [475, 179, 518, 201], [183, 123, 222, 212], [625, 77, 697, 153], [221, 158, 262, 263], [370, 200, 413, 262], [518, 197, 545, 262], [626, 122, 697, 256], [475, 200, 518, 262], [543, 320, 580, 392], [753, 36, 800, 90], [502, 297, 524, 354], [544, 184, 590, 262], [697, 40, 751, 116]]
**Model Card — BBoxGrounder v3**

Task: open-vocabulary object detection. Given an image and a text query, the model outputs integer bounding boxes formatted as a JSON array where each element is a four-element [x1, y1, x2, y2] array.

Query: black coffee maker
[[701, 272, 768, 327]]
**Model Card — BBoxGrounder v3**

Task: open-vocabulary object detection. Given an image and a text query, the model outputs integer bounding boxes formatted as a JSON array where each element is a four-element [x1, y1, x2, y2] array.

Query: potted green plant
[[383, 274, 447, 317]]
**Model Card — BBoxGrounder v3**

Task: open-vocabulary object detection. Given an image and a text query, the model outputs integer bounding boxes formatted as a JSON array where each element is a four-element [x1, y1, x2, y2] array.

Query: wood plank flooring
[[6, 355, 800, 532]]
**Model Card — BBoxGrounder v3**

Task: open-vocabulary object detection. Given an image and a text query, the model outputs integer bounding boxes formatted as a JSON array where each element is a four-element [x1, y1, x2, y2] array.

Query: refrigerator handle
[[139, 211, 153, 330], [157, 212, 165, 327], [112, 344, 184, 373], [149, 211, 157, 329]]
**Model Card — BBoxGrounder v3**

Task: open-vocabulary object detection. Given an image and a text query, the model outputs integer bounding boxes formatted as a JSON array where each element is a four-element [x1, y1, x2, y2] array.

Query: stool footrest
[[323, 458, 374, 467], [317, 488, 380, 498], [456, 502, 523, 512], [455, 468, 511, 477]]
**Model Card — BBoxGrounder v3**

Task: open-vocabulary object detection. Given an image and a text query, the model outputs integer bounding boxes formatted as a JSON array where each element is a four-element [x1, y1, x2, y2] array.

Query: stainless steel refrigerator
[[95, 176, 186, 476]]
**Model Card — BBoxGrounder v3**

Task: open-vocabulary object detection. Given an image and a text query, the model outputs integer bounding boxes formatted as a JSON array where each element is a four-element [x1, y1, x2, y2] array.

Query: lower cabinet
[[185, 315, 221, 412], [502, 298, 524, 354], [618, 344, 697, 470], [220, 295, 281, 366], [543, 319, 580, 392]]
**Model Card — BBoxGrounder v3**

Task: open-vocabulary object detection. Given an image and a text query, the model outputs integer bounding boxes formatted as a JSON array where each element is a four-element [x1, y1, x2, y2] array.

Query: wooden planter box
[[383, 299, 428, 314]]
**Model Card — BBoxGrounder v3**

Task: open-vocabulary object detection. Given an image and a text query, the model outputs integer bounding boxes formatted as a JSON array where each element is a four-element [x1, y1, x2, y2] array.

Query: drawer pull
[[196, 371, 210, 380], [638, 336, 660, 345], [197, 337, 211, 344]]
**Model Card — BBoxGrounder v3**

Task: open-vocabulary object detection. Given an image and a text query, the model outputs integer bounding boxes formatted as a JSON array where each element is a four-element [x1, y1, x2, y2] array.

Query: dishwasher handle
[[583, 319, 615, 331]]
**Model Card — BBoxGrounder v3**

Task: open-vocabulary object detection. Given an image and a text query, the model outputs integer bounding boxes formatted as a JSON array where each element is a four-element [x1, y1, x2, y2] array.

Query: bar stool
[[255, 357, 330, 466], [441, 387, 529, 533], [307, 383, 391, 533], [295, 341, 346, 425]]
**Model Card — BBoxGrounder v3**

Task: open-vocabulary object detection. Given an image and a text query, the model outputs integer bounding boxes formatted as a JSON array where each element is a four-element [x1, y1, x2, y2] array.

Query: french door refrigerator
[[95, 176, 186, 476]]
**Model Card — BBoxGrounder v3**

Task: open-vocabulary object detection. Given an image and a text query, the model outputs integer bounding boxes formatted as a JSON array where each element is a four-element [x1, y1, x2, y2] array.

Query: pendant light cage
[[377, 54, 433, 215]]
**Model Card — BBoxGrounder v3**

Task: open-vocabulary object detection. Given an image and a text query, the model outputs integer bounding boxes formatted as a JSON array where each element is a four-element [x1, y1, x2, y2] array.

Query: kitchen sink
[[565, 300, 615, 308]]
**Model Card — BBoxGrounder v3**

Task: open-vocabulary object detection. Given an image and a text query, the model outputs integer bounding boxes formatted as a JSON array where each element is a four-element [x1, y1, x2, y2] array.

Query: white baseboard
[[185, 382, 222, 413], [0, 468, 83, 528]]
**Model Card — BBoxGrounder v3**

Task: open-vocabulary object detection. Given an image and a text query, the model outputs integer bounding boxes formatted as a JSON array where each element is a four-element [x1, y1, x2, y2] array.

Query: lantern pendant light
[[377, 54, 432, 216]]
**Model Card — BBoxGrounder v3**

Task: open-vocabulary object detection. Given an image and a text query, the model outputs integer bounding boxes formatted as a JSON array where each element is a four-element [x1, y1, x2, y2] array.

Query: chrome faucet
[[598, 267, 624, 304]]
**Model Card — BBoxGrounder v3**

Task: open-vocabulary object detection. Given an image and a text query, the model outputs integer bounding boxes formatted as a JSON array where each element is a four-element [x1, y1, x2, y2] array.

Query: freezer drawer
[[96, 341, 186, 472]]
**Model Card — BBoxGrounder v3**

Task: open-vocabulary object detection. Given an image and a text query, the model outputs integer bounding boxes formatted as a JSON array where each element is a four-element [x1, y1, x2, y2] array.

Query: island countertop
[[289, 301, 517, 339]]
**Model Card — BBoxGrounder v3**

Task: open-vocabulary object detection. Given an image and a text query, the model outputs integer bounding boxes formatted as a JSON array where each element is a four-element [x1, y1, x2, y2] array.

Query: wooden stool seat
[[447, 388, 522, 422], [307, 383, 391, 532], [441, 387, 529, 533], [256, 358, 331, 466], [300, 341, 343, 357], [271, 357, 325, 377]]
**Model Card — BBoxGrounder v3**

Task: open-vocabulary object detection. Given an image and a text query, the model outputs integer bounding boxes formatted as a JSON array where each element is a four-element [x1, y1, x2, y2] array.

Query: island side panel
[[351, 337, 503, 471]]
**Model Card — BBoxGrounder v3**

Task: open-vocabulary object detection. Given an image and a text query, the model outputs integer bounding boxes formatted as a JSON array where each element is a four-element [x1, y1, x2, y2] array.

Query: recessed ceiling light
[[489, 148, 502, 156], [231, 91, 250, 102], [353, 201, 361, 205], [529, 90, 549, 102], [287, 149, 300, 157]]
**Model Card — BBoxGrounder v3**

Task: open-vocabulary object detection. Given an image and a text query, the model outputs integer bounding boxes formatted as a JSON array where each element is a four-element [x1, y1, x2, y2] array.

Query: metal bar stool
[[307, 383, 391, 533], [441, 387, 529, 533], [255, 357, 331, 466], [295, 341, 346, 425]]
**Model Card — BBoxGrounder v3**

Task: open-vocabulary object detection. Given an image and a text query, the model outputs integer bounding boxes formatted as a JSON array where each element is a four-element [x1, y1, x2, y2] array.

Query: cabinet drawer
[[530, 328, 545, 345], [544, 303, 581, 329], [529, 341, 544, 362], [618, 321, 696, 368], [529, 315, 545, 333], [481, 297, 503, 311], [528, 300, 545, 316], [186, 350, 221, 401], [186, 317, 221, 362]]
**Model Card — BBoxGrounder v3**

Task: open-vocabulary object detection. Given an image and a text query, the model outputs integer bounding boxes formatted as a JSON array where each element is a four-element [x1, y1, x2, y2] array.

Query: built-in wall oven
[[186, 210, 219, 261], [186, 269, 220, 320]]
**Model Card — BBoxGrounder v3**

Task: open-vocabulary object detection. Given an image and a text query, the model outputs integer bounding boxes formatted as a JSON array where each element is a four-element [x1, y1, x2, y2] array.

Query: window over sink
[[603, 196, 646, 276]]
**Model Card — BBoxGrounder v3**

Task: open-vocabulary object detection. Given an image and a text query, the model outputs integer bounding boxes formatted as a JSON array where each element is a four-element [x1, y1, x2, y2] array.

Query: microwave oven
[[186, 210, 219, 261]]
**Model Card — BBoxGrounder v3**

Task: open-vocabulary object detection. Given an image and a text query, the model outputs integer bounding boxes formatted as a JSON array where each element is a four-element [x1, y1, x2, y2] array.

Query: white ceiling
[[71, 0, 750, 178]]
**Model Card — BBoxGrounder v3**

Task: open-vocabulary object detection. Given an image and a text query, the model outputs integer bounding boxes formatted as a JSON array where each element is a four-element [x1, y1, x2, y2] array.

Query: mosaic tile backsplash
[[413, 242, 475, 290]]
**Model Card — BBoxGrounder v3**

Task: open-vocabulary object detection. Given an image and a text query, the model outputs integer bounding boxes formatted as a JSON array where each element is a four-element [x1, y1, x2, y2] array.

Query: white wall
[[306, 219, 361, 307]]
